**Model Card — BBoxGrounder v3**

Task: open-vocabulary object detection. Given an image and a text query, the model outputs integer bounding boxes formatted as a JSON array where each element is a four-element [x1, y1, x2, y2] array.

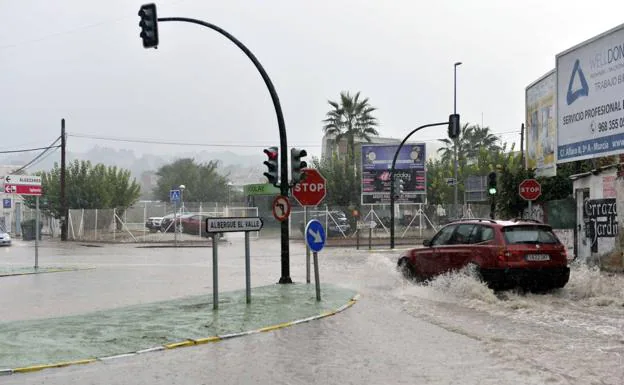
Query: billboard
[[557, 23, 624, 163], [361, 143, 426, 205], [526, 70, 557, 176]]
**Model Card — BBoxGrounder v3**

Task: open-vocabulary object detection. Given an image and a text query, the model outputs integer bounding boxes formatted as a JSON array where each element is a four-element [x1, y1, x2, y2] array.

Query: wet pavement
[[0, 236, 623, 384]]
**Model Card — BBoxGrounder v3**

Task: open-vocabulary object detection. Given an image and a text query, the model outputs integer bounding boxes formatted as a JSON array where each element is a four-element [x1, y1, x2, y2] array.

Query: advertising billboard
[[526, 70, 557, 177], [361, 143, 426, 204], [557, 23, 624, 163]]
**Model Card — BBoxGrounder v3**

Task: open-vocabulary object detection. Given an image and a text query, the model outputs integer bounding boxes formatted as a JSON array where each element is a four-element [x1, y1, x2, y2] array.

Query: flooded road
[[1, 238, 623, 384]]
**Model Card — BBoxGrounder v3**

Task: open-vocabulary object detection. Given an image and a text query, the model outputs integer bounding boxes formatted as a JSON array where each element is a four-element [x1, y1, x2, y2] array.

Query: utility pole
[[453, 62, 462, 218], [60, 119, 67, 241], [520, 123, 525, 169]]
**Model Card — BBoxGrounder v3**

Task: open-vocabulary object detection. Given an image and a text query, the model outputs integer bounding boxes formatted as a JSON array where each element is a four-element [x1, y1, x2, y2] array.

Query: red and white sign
[[519, 179, 541, 201], [4, 184, 43, 196], [272, 195, 291, 222], [292, 169, 327, 206]]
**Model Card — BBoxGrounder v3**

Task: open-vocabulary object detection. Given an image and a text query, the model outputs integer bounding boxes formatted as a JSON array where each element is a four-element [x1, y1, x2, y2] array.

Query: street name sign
[[205, 217, 263, 233]]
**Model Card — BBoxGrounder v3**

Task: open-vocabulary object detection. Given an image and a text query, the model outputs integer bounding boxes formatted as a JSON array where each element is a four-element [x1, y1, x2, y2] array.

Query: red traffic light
[[264, 147, 278, 160]]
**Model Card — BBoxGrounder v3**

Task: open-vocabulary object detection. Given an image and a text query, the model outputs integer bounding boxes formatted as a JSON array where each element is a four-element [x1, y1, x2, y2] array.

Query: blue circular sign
[[305, 219, 326, 252]]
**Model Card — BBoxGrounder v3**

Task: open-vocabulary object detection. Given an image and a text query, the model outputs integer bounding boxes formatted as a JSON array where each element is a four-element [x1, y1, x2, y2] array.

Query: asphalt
[[0, 281, 357, 374]]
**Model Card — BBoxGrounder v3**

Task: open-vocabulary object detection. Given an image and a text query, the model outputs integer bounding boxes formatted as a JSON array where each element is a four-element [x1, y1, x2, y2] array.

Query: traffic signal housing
[[393, 176, 404, 199], [448, 114, 460, 139], [487, 171, 497, 195], [263, 147, 279, 186], [138, 3, 159, 48], [290, 148, 308, 184]]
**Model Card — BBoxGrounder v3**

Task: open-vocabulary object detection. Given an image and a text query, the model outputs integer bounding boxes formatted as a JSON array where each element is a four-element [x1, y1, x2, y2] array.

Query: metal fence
[[67, 202, 259, 243]]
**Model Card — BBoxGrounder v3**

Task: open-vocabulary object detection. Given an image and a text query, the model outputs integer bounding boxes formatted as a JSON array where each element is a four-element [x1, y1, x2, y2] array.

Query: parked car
[[0, 226, 11, 246], [145, 217, 163, 232], [397, 218, 570, 291], [160, 213, 193, 233], [299, 210, 352, 237], [179, 214, 223, 239]]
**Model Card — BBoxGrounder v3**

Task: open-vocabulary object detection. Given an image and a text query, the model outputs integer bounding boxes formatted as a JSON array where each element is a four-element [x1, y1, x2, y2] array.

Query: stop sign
[[293, 169, 327, 206], [519, 179, 541, 201]]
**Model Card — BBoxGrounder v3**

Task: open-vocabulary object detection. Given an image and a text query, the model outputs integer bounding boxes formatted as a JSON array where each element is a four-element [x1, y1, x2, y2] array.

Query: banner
[[526, 70, 557, 177], [557, 24, 624, 162], [361, 143, 426, 204]]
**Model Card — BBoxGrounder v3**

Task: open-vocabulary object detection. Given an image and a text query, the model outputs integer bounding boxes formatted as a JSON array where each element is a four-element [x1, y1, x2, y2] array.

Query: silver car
[[0, 226, 11, 246]]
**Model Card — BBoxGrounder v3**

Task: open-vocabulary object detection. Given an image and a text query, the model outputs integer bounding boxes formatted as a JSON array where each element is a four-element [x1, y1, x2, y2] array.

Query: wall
[[573, 168, 618, 262]]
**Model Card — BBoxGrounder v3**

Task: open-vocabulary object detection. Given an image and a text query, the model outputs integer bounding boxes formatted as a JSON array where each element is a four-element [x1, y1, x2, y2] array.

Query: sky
[[2, 0, 624, 163]]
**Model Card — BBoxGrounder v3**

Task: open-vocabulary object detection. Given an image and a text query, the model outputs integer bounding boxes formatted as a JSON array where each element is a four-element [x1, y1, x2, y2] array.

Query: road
[[0, 236, 623, 384]]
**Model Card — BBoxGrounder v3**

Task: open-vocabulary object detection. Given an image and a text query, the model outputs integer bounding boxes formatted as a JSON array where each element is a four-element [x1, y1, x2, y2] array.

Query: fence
[[67, 202, 259, 243]]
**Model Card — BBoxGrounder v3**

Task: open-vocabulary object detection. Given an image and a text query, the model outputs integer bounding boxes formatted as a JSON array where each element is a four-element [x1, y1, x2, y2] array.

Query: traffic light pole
[[157, 17, 292, 283], [390, 121, 448, 249]]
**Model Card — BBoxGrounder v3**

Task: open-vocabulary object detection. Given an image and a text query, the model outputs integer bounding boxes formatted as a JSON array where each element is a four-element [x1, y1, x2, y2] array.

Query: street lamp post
[[179, 184, 186, 232], [453, 62, 462, 218]]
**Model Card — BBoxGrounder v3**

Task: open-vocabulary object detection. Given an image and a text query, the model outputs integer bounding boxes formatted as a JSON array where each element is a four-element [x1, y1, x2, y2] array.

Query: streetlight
[[453, 61, 462, 218]]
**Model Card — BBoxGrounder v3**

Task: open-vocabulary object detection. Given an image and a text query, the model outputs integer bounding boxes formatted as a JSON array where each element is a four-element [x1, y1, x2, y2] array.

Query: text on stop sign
[[294, 183, 325, 193], [520, 186, 540, 192]]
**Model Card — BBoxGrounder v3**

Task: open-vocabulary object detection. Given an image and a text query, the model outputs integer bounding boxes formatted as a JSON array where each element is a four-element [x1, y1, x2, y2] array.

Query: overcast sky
[[2, 0, 623, 161]]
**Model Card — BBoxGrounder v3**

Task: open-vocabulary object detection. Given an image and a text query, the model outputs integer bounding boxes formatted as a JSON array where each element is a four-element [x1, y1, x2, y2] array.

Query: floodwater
[[0, 237, 623, 384]]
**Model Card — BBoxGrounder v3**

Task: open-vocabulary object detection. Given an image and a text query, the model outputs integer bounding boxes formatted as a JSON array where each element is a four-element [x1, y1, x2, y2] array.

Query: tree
[[24, 160, 141, 217], [310, 155, 359, 209], [153, 158, 230, 203], [322, 91, 379, 170], [438, 124, 502, 167]]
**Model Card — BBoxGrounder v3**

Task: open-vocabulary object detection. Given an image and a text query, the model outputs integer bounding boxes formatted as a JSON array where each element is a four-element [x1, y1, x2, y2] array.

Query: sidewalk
[[0, 283, 357, 373]]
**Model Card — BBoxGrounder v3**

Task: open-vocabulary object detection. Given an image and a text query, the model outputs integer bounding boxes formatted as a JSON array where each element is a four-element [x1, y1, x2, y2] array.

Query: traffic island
[[0, 266, 91, 278], [0, 283, 358, 374]]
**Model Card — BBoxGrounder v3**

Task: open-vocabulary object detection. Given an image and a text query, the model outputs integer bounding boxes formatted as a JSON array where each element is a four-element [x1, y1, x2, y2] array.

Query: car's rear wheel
[[465, 262, 483, 281]]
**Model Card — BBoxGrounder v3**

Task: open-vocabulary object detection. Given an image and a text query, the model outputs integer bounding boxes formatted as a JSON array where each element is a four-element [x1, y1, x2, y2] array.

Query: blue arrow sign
[[169, 189, 181, 203], [305, 219, 326, 252]]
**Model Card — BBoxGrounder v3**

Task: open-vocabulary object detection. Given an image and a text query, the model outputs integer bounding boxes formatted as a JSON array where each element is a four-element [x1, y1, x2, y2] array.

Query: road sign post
[[519, 179, 541, 218], [206, 217, 264, 307], [292, 169, 327, 206], [3, 175, 43, 267], [305, 219, 326, 301]]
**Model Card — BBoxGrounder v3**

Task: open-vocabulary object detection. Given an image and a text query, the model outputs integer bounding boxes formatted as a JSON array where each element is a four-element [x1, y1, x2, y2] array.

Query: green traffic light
[[488, 187, 497, 195]]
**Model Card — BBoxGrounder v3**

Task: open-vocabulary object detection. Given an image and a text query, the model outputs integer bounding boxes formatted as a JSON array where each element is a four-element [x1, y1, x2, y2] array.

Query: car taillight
[[497, 247, 511, 263]]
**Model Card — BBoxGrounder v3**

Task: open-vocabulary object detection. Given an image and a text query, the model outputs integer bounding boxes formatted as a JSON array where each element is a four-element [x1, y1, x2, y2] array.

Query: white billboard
[[557, 23, 624, 163], [526, 70, 557, 176]]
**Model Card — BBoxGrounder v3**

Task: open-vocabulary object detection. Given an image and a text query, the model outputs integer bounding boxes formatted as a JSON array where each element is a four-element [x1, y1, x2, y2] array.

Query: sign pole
[[313, 251, 321, 301], [174, 200, 178, 247], [35, 195, 39, 269], [528, 200, 532, 219], [213, 233, 219, 310], [245, 231, 251, 304], [304, 206, 310, 283]]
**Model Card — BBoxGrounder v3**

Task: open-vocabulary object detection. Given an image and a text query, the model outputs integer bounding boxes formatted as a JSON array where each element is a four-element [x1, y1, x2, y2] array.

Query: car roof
[[446, 218, 550, 227]]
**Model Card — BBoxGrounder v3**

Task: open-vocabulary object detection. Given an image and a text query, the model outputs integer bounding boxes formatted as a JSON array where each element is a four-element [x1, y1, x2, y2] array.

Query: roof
[[447, 218, 547, 226], [569, 163, 619, 181]]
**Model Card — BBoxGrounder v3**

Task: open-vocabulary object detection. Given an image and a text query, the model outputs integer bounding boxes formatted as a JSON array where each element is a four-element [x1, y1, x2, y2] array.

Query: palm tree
[[322, 91, 379, 170], [438, 124, 502, 166]]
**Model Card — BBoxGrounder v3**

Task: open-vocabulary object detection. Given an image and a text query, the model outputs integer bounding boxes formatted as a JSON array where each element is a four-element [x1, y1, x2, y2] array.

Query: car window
[[469, 225, 494, 244], [448, 224, 475, 245], [431, 225, 457, 246], [502, 225, 559, 244]]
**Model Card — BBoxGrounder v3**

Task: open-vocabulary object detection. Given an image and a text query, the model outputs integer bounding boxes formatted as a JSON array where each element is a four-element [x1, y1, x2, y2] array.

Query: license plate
[[525, 254, 550, 261]]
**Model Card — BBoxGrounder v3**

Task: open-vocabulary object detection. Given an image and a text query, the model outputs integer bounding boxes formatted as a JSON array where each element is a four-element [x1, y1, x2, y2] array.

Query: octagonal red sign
[[293, 169, 327, 206], [519, 179, 541, 201]]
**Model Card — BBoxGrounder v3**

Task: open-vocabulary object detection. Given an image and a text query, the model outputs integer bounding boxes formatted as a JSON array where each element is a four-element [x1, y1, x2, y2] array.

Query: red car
[[397, 219, 570, 291]]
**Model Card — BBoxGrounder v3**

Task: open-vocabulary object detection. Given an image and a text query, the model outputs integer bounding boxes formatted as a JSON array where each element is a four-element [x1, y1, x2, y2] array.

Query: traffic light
[[138, 3, 159, 48], [263, 147, 279, 186], [290, 148, 308, 184], [487, 171, 497, 195], [393, 177, 404, 199], [448, 114, 460, 139]]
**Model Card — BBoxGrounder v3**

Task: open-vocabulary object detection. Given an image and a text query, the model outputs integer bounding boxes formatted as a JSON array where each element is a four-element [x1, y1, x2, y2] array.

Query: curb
[[0, 267, 94, 278], [0, 294, 359, 376]]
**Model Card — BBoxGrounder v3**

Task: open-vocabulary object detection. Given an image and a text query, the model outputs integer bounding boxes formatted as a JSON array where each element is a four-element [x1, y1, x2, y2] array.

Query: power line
[[0, 145, 61, 155], [67, 133, 323, 148], [11, 137, 62, 174]]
